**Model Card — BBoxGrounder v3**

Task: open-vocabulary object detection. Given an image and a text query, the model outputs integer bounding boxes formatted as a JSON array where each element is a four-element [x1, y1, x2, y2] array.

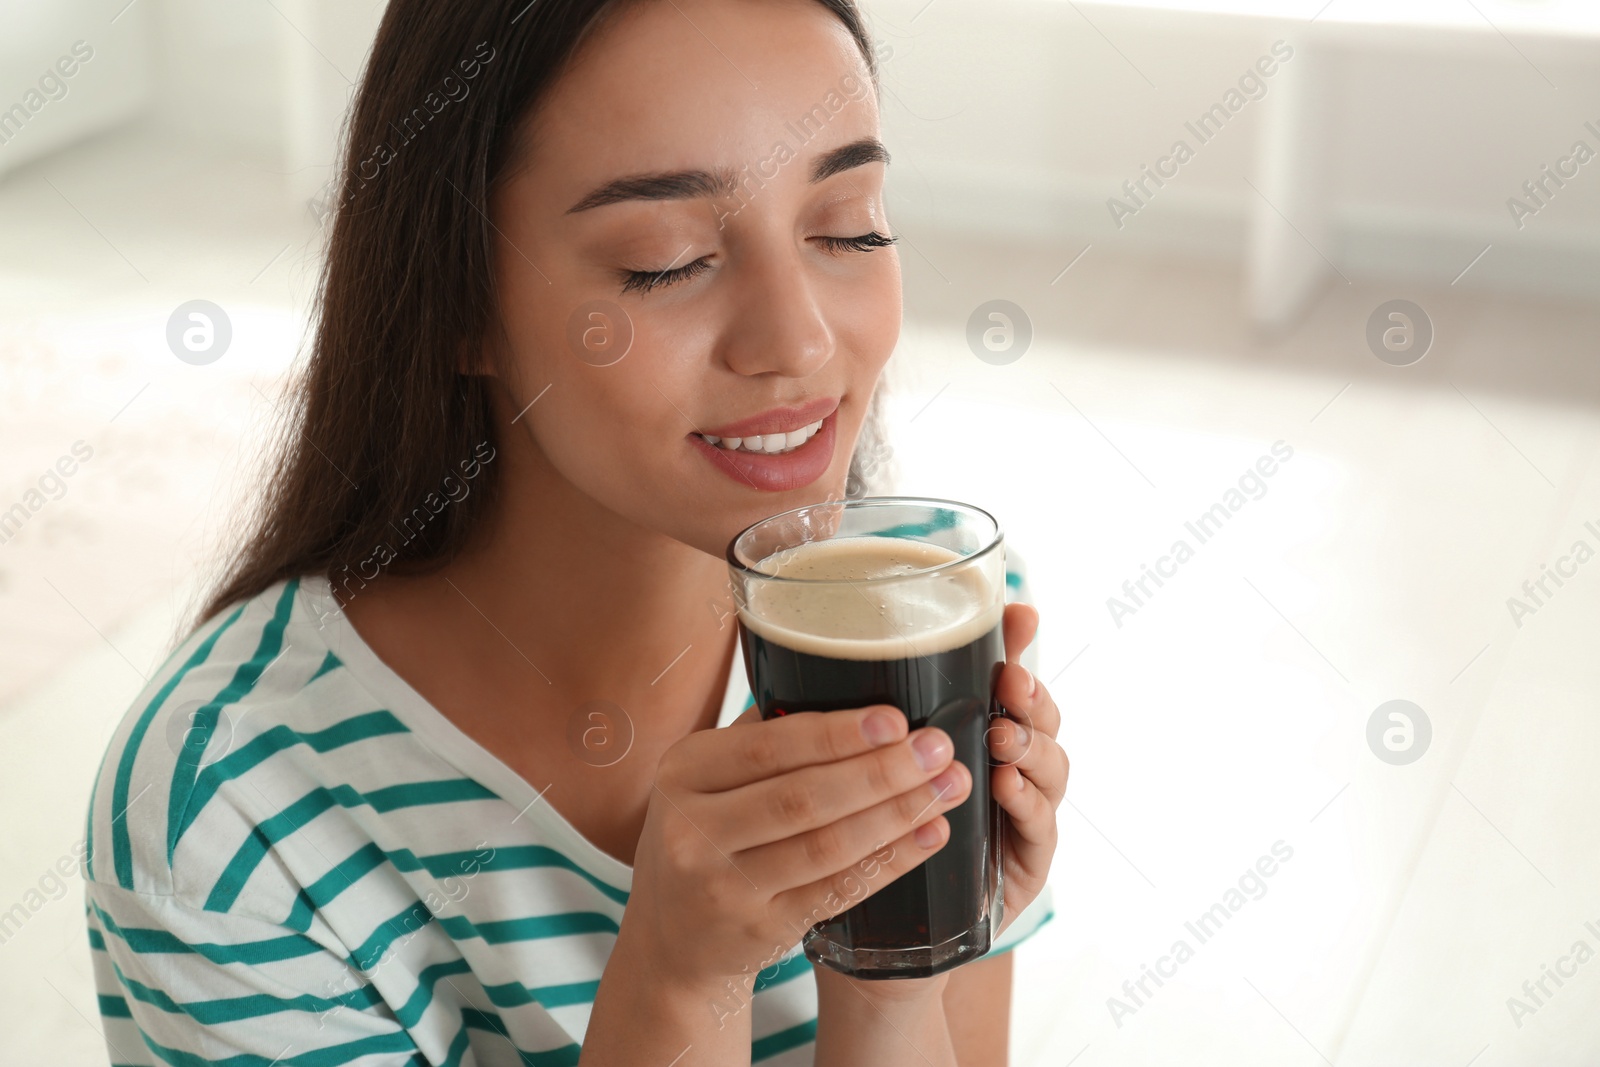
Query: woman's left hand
[[985, 601, 1067, 942]]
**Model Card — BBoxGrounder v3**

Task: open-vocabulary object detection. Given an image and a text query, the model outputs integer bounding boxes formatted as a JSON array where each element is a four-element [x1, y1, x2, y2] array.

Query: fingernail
[[1013, 720, 1031, 746], [911, 729, 952, 771], [862, 708, 900, 746], [930, 763, 964, 794], [915, 819, 943, 849]]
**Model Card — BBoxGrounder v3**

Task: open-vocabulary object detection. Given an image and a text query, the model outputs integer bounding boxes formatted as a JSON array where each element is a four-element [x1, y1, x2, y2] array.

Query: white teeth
[[699, 418, 824, 455]]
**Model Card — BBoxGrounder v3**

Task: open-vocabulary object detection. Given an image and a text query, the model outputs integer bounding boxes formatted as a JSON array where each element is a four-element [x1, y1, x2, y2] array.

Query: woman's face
[[485, 0, 900, 558]]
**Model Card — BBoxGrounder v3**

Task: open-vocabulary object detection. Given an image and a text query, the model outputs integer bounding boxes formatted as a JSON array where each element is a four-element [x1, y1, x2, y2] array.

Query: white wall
[[141, 0, 284, 160], [4, 0, 1596, 301], [864, 0, 1600, 304], [0, 0, 153, 178]]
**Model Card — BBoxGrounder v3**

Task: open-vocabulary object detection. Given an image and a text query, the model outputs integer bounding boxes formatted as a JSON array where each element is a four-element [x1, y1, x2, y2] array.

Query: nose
[[717, 240, 835, 379]]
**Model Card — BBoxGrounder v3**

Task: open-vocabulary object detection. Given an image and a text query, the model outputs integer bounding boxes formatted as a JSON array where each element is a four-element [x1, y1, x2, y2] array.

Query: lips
[[697, 420, 824, 455], [689, 402, 839, 493], [696, 397, 840, 439]]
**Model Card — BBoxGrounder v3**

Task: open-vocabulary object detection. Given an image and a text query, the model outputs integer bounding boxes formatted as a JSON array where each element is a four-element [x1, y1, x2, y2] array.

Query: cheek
[[841, 255, 901, 379], [535, 362, 672, 476], [519, 306, 701, 487], [833, 263, 901, 444]]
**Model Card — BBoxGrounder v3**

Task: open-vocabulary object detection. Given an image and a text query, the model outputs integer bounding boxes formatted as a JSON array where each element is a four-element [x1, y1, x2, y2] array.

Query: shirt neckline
[[297, 573, 754, 894]]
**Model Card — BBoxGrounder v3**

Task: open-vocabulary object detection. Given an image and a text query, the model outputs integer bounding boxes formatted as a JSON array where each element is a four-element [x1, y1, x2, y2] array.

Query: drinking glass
[[726, 497, 1007, 980]]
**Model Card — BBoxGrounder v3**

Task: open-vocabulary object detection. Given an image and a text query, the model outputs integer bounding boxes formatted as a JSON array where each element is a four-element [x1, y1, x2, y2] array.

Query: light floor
[[2, 128, 1598, 1065]]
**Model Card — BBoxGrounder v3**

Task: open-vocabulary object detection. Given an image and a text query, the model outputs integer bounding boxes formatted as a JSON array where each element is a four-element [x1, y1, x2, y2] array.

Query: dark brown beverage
[[735, 534, 1006, 979]]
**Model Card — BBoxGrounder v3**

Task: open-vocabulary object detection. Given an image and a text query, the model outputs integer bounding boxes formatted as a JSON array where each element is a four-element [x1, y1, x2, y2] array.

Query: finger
[[739, 758, 971, 891], [773, 808, 960, 929], [676, 704, 909, 792], [992, 759, 1060, 853], [716, 723, 959, 852], [987, 725, 1069, 810], [731, 704, 761, 727], [994, 660, 1060, 741], [1002, 602, 1038, 665], [992, 762, 1059, 904]]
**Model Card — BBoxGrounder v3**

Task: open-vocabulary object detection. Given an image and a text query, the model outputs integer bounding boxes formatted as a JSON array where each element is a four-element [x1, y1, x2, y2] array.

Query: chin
[[678, 474, 855, 561]]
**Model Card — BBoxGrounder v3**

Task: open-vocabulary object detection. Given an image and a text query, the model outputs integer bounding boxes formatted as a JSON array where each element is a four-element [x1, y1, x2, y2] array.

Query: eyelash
[[618, 231, 899, 295]]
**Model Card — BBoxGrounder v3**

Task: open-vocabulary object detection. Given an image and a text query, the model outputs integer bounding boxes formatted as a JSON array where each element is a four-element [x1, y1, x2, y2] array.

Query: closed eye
[[815, 231, 898, 254], [619, 257, 712, 295], [617, 231, 897, 295]]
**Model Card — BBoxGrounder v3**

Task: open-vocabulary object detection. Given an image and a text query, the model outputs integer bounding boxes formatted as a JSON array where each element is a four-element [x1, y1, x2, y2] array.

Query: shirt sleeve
[[84, 878, 423, 1066], [981, 879, 1056, 959]]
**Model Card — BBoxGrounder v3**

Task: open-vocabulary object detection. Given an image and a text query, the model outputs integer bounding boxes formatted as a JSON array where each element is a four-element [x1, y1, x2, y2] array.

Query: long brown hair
[[188, 0, 889, 637]]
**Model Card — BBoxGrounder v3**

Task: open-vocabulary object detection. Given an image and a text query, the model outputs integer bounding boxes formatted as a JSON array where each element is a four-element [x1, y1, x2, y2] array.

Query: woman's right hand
[[620, 703, 971, 996]]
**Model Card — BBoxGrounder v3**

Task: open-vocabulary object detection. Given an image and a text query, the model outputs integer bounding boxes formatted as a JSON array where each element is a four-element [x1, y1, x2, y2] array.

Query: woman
[[81, 0, 1069, 1063]]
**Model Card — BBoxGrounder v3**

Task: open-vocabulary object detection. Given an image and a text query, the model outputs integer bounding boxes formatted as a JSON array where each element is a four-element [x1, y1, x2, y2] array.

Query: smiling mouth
[[694, 420, 825, 455]]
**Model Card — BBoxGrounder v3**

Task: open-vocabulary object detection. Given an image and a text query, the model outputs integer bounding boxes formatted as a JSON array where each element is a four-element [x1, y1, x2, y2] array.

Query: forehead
[[521, 0, 878, 196]]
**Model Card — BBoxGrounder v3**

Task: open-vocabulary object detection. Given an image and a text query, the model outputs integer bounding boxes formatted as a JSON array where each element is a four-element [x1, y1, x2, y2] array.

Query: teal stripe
[[99, 993, 132, 1018], [346, 900, 435, 972], [387, 958, 473, 1028], [85, 764, 102, 887], [168, 581, 300, 867], [365, 779, 500, 809], [753, 950, 812, 992], [203, 778, 497, 912], [481, 976, 598, 1011], [460, 845, 629, 905], [95, 896, 611, 1037], [90, 898, 327, 966], [205, 790, 339, 913], [437, 911, 619, 944], [344, 903, 617, 978], [297, 842, 387, 920], [753, 1017, 817, 1062], [869, 509, 961, 541], [1005, 570, 1022, 590], [278, 839, 618, 945], [113, 601, 250, 889], [308, 650, 342, 683], [177, 711, 410, 848], [986, 907, 1056, 958], [110, 958, 380, 1024], [449, 1010, 580, 1067], [381, 842, 626, 908], [135, 1025, 418, 1067], [282, 887, 317, 934], [90, 624, 214, 881], [440, 1024, 471, 1067], [89, 926, 107, 951]]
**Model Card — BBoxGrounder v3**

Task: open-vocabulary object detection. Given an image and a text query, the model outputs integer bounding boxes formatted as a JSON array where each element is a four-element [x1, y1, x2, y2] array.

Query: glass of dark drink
[[725, 497, 1007, 980]]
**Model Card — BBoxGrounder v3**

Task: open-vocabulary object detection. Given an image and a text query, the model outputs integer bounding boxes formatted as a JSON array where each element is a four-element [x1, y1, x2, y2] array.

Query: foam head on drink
[[738, 536, 1003, 662], [735, 535, 1006, 979]]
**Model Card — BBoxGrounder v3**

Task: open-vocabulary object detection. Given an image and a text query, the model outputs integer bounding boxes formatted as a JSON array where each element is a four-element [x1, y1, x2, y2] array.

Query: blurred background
[[2, 0, 1597, 1063]]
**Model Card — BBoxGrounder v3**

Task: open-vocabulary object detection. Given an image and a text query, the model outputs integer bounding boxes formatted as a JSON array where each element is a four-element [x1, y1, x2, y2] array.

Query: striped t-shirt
[[83, 565, 1056, 1066]]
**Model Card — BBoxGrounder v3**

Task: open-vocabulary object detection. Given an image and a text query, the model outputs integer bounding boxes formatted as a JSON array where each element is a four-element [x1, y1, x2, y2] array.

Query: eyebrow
[[566, 137, 891, 213]]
